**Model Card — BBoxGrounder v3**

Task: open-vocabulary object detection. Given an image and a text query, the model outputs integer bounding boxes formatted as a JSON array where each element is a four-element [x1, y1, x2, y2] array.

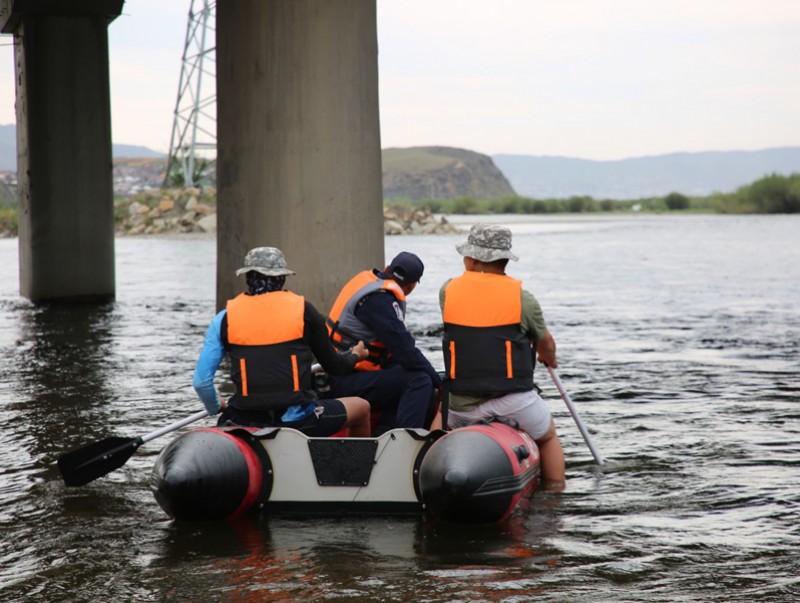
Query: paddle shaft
[[547, 366, 605, 465], [141, 409, 210, 444]]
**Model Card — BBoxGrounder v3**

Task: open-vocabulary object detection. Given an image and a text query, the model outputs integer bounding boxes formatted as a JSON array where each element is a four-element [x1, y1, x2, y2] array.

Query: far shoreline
[[0, 211, 785, 243]]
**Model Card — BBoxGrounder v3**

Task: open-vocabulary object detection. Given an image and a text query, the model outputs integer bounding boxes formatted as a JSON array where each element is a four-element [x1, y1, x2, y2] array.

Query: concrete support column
[[216, 0, 384, 312], [1, 0, 122, 303]]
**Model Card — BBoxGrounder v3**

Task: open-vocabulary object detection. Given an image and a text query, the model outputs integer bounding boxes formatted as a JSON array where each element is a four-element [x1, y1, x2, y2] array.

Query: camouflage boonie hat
[[456, 224, 519, 262], [235, 247, 296, 277]]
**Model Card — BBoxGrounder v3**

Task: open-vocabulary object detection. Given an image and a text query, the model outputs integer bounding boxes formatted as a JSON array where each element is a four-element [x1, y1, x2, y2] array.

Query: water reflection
[[13, 303, 121, 458], [152, 507, 568, 602]]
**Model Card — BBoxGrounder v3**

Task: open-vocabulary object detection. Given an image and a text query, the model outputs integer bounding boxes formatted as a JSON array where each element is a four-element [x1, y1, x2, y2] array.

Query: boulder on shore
[[383, 205, 458, 235], [117, 188, 216, 235], [114, 189, 458, 236]]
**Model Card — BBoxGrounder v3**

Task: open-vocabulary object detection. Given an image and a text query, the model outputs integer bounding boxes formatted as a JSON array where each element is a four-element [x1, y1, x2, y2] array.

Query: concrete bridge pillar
[[216, 0, 384, 312], [1, 0, 122, 303]]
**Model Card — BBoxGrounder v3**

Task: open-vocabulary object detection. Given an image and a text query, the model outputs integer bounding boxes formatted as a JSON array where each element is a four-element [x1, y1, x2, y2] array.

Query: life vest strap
[[328, 316, 389, 364], [327, 317, 357, 349]]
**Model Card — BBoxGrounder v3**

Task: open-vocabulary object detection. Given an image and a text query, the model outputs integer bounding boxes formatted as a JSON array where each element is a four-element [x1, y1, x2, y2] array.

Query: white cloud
[[377, 0, 800, 158], [0, 0, 798, 160]]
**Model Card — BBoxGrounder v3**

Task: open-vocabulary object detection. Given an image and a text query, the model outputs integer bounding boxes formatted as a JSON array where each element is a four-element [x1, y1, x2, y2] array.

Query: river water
[[0, 214, 798, 602]]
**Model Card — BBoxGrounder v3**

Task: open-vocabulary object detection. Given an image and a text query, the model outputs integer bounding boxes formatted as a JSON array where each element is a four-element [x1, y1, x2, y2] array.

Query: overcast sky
[[1, 0, 798, 161]]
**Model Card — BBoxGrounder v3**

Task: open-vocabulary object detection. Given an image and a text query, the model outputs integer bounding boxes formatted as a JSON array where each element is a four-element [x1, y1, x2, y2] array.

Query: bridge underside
[[1, 0, 384, 311]]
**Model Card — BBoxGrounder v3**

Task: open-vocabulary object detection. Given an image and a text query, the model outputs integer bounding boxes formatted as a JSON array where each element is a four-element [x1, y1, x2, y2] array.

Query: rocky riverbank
[[115, 188, 458, 236], [382, 205, 458, 235], [117, 188, 218, 235]]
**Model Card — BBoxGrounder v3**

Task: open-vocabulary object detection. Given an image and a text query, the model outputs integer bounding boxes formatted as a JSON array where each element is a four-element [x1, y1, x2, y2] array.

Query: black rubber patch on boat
[[308, 439, 379, 486]]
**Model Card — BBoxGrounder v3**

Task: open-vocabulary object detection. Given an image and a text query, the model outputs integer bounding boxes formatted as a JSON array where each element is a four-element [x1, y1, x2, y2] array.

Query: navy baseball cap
[[387, 251, 424, 284]]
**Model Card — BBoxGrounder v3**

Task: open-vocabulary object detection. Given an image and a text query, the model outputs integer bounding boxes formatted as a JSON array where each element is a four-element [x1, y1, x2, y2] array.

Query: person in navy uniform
[[326, 251, 441, 434]]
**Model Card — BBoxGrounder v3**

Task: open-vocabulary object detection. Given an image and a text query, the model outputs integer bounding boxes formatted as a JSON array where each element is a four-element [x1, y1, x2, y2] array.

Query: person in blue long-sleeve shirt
[[193, 246, 371, 437], [326, 252, 442, 433]]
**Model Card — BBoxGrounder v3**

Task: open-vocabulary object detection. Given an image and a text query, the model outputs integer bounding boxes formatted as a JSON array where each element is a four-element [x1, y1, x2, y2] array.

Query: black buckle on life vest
[[326, 317, 357, 350]]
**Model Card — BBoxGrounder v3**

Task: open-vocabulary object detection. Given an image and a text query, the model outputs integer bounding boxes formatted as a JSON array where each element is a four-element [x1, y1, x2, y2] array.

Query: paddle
[[57, 409, 210, 486], [546, 366, 605, 465]]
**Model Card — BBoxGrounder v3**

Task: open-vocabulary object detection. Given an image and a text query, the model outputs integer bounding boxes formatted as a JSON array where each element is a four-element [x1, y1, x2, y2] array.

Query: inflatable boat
[[59, 367, 603, 524], [151, 421, 540, 524]]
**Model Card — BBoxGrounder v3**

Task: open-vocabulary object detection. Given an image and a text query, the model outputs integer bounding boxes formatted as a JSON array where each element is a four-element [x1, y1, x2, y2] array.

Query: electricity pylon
[[164, 0, 216, 189]]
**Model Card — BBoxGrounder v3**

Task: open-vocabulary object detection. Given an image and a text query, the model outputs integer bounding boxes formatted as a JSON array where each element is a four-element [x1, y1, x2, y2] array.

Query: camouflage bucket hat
[[235, 247, 296, 277], [456, 224, 519, 262]]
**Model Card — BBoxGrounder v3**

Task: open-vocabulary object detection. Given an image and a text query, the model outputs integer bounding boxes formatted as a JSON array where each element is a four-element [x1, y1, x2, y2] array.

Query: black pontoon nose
[[419, 424, 539, 524], [151, 429, 263, 521]]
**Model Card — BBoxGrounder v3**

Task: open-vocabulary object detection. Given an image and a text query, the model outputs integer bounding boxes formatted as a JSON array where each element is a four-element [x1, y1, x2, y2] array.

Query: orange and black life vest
[[326, 270, 406, 371], [223, 291, 314, 411], [442, 271, 534, 395]]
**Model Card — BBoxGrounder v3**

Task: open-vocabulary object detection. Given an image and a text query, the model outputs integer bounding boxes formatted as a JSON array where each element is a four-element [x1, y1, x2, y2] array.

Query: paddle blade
[[57, 436, 143, 487]]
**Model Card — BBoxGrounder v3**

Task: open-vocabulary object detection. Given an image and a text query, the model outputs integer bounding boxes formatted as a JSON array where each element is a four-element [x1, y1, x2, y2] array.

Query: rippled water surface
[[1, 214, 798, 602]]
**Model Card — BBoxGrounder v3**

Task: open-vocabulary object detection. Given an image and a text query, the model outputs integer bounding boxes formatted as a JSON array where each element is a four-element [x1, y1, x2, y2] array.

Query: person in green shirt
[[440, 223, 566, 489]]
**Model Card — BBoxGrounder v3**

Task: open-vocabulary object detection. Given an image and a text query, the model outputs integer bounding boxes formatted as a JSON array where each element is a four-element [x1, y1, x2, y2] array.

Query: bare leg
[[536, 419, 566, 491], [428, 410, 443, 431], [340, 396, 371, 437]]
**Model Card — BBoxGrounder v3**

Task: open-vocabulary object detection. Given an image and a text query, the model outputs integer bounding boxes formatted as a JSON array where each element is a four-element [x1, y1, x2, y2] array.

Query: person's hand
[[219, 398, 229, 411], [538, 354, 558, 369], [352, 340, 369, 361]]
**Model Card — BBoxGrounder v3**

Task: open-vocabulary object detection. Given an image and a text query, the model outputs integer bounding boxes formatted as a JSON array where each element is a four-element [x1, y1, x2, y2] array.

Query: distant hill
[[493, 148, 800, 199], [112, 144, 165, 159], [382, 146, 515, 201], [0, 124, 164, 171], [5, 120, 799, 202]]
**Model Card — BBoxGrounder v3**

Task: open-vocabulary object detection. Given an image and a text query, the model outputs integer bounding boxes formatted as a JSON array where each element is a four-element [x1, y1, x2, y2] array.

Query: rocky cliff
[[108, 146, 518, 203], [382, 146, 516, 201]]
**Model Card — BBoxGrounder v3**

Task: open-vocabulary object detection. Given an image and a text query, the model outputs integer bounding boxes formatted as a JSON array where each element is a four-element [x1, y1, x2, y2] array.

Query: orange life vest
[[326, 270, 406, 371], [442, 271, 534, 395], [224, 291, 314, 410]]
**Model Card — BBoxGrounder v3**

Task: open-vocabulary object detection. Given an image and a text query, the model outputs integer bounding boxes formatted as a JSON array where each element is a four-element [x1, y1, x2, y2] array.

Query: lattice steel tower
[[164, 0, 217, 188]]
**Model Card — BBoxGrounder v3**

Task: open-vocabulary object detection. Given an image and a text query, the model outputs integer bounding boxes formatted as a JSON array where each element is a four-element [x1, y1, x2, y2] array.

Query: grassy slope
[[381, 148, 455, 172]]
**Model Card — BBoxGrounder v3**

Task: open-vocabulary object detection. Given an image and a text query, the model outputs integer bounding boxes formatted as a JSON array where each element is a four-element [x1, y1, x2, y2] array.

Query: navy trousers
[[328, 364, 436, 432]]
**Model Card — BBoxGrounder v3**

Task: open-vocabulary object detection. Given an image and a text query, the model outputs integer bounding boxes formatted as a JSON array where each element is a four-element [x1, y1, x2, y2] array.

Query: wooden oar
[[546, 366, 605, 465], [57, 409, 209, 486]]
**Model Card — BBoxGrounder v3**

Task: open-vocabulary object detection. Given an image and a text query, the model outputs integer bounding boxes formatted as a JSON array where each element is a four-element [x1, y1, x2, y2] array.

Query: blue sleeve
[[192, 310, 227, 415], [356, 293, 442, 388]]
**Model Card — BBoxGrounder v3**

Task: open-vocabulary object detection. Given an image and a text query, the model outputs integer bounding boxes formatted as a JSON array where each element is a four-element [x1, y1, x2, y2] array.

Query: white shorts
[[447, 390, 553, 440]]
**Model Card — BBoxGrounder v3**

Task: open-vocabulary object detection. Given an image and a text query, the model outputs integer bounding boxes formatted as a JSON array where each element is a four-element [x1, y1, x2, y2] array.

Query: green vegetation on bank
[[0, 172, 798, 237], [389, 173, 800, 215], [0, 208, 16, 235]]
